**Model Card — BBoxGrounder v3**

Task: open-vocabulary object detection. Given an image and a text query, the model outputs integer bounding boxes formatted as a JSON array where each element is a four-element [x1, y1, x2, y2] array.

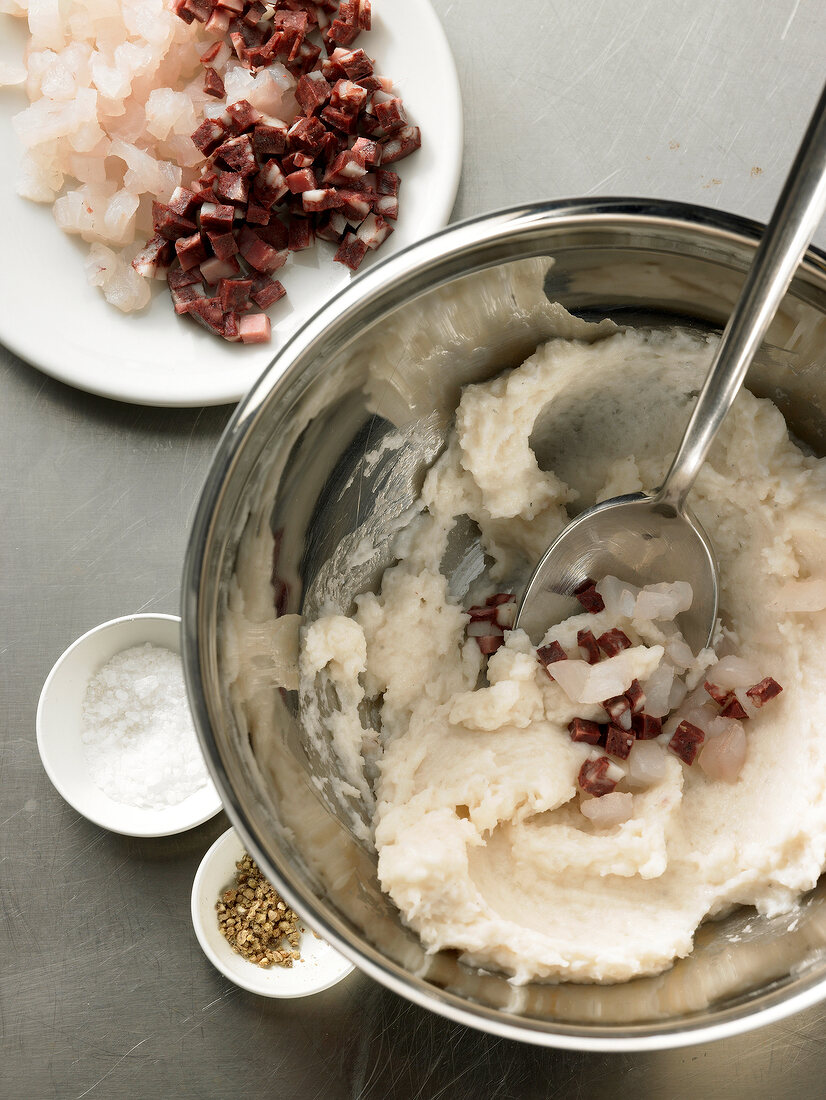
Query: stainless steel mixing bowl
[[182, 199, 826, 1051]]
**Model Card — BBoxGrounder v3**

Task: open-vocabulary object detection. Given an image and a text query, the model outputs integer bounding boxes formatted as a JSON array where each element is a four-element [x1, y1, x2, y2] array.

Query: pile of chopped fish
[[2, 0, 419, 341]]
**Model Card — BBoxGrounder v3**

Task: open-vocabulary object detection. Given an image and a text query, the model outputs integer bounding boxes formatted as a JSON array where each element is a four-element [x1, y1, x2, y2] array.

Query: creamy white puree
[[300, 324, 826, 983]]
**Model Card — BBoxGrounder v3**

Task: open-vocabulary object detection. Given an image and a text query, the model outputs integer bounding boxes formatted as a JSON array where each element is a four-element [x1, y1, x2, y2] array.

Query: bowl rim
[[37, 612, 223, 837], [181, 196, 826, 1050]]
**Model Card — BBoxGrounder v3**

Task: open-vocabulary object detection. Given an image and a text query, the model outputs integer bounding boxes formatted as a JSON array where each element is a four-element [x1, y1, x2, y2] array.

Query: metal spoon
[[516, 84, 826, 652]]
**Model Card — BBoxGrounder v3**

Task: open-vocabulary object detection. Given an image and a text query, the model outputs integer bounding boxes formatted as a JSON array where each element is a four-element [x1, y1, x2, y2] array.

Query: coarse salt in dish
[[81, 642, 210, 808], [36, 613, 222, 836]]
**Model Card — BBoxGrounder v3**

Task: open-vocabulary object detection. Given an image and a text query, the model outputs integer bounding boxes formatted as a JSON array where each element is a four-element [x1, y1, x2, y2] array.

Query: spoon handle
[[656, 81, 826, 514]]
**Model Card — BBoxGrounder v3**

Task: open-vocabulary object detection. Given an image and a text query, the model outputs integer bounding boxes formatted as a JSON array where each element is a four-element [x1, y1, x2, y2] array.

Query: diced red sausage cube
[[239, 314, 271, 343], [216, 172, 249, 205], [218, 277, 253, 313], [578, 757, 617, 797], [668, 720, 705, 765], [568, 717, 602, 744], [577, 629, 601, 665], [250, 274, 286, 309], [204, 66, 225, 98], [175, 231, 210, 271]]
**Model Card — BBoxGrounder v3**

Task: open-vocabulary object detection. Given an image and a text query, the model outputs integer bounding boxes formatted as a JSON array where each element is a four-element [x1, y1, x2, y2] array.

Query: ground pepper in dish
[[216, 853, 303, 967]]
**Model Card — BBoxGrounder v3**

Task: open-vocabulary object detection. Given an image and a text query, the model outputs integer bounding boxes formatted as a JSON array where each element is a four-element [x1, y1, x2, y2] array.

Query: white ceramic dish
[[36, 613, 222, 836], [191, 827, 355, 996], [0, 0, 462, 407]]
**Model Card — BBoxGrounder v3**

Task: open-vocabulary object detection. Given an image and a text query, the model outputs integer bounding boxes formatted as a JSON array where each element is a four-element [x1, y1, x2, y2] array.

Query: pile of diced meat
[[5, 0, 419, 343], [466, 577, 783, 826], [139, 0, 419, 342]]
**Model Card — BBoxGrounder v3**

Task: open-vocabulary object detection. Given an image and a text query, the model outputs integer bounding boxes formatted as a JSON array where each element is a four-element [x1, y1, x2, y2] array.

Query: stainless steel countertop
[[4, 1, 826, 1095]]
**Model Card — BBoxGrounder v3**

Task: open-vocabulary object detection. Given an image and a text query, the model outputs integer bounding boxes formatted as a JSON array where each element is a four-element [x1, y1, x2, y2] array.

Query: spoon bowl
[[517, 79, 826, 647], [515, 493, 718, 651]]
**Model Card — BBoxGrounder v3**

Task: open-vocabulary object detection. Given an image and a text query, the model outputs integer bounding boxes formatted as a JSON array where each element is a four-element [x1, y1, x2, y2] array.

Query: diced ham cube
[[250, 274, 286, 309], [314, 212, 342, 243], [626, 679, 646, 714], [246, 201, 271, 226], [198, 202, 235, 231], [205, 7, 230, 34], [287, 115, 326, 153], [668, 720, 705, 765], [131, 235, 173, 279], [187, 295, 225, 335], [238, 226, 288, 273], [327, 148, 368, 181], [215, 134, 257, 177], [296, 70, 332, 115], [746, 677, 783, 708], [302, 188, 344, 212], [375, 168, 400, 196], [204, 66, 225, 98], [243, 0, 266, 25], [320, 104, 359, 134], [285, 168, 317, 193], [602, 695, 631, 723], [226, 100, 262, 135], [191, 117, 227, 155], [356, 212, 393, 250], [632, 713, 662, 740], [207, 231, 239, 261], [381, 125, 421, 164], [216, 172, 250, 205], [578, 757, 617, 797], [175, 232, 210, 271], [568, 717, 602, 745], [720, 696, 749, 720], [337, 47, 373, 79], [200, 41, 222, 64], [598, 629, 633, 657], [288, 219, 313, 250], [254, 162, 289, 208], [577, 629, 601, 665], [605, 725, 635, 759], [172, 0, 194, 24], [325, 17, 360, 46], [537, 640, 567, 669], [374, 194, 399, 220], [239, 313, 271, 343], [170, 282, 203, 314], [256, 219, 289, 249], [252, 122, 288, 157], [704, 680, 730, 705], [152, 201, 197, 241], [352, 136, 381, 167], [574, 580, 605, 614], [336, 189, 371, 221], [229, 31, 247, 61], [374, 96, 406, 132], [168, 187, 198, 218], [330, 78, 368, 113], [183, 0, 211, 22], [218, 277, 253, 312]]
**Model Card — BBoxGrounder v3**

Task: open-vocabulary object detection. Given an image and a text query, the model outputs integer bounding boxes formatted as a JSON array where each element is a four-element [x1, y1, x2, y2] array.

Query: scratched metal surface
[[3, 0, 826, 1096]]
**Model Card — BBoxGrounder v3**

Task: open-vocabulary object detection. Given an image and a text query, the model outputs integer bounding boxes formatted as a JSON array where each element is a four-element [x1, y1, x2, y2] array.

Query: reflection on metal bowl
[[182, 199, 826, 1051]]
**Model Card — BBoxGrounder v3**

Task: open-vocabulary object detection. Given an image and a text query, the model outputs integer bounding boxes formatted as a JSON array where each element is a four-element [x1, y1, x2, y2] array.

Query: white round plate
[[36, 613, 223, 836], [0, 0, 462, 407], [191, 827, 355, 997]]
